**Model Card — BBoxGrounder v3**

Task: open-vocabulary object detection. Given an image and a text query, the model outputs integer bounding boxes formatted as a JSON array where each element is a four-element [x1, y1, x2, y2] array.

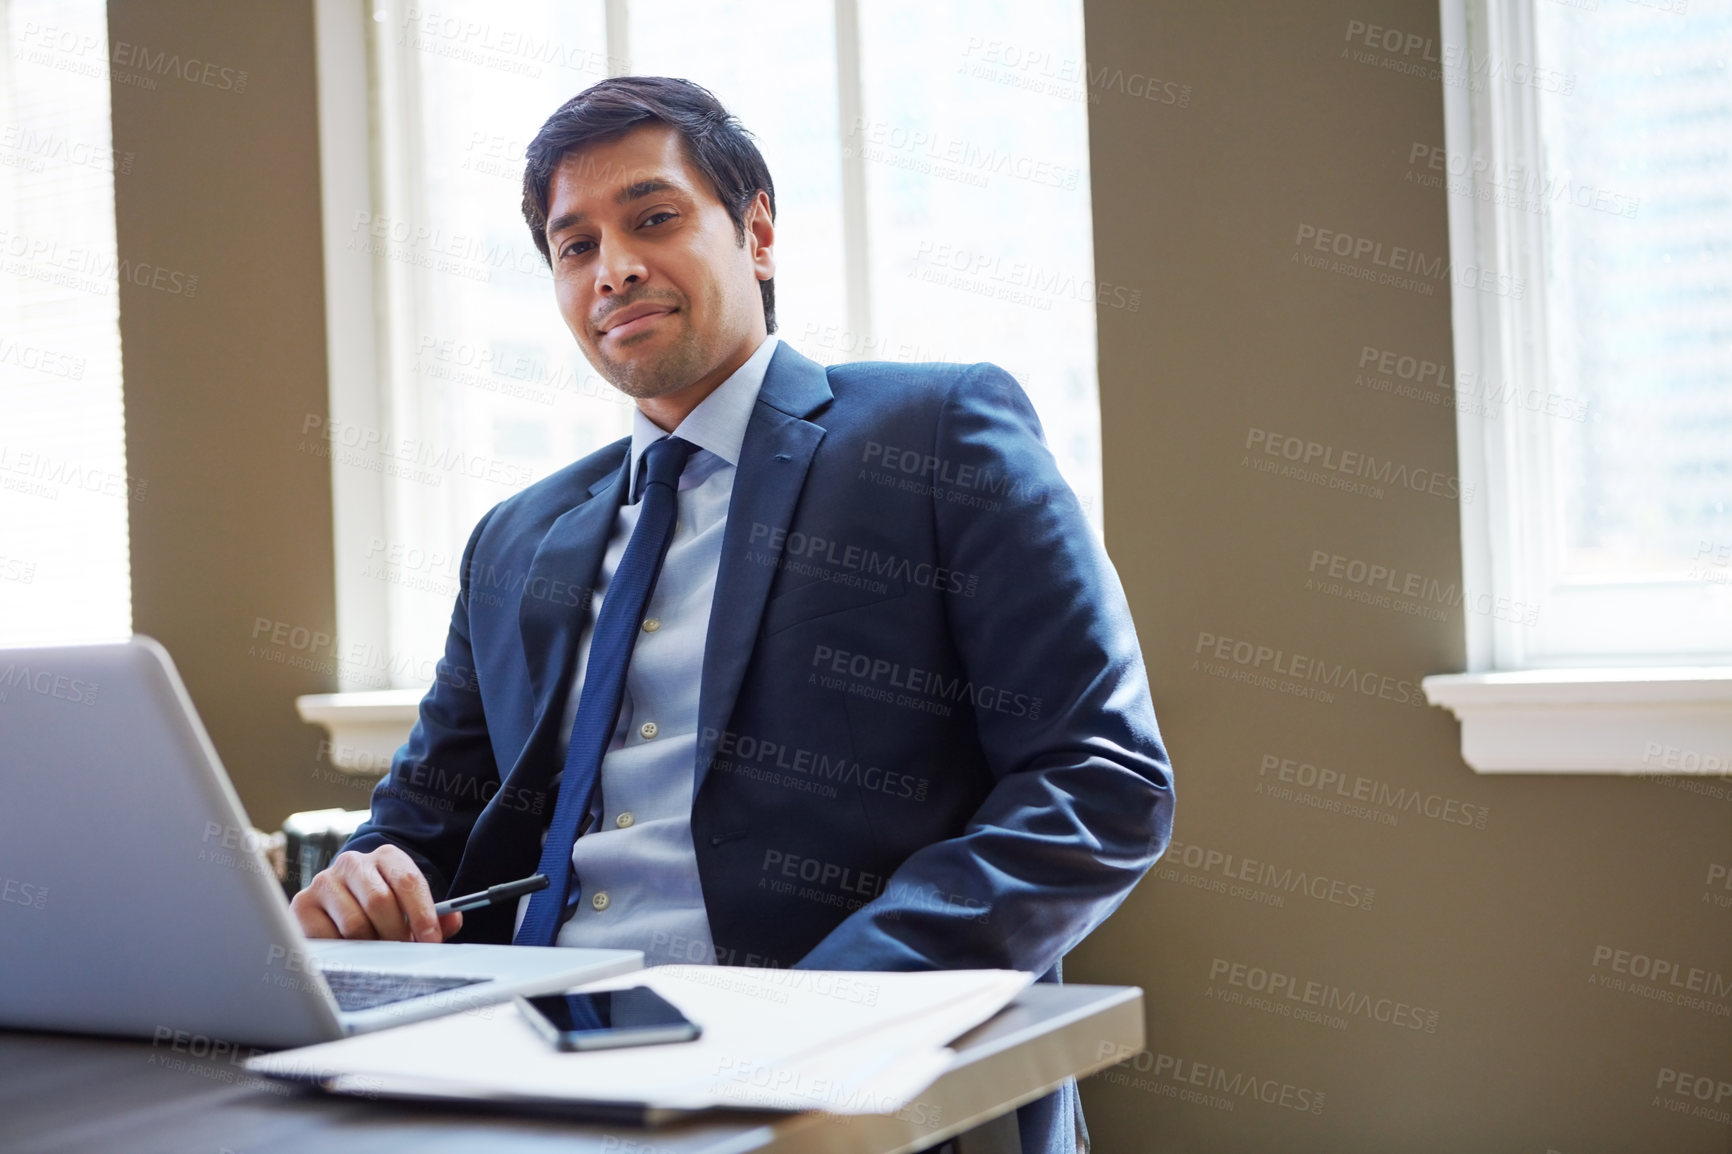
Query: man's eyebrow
[[616, 178, 675, 204], [545, 179, 683, 238]]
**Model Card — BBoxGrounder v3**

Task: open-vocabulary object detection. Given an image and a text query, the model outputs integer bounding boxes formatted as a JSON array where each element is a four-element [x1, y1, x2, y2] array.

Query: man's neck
[[635, 329, 767, 432]]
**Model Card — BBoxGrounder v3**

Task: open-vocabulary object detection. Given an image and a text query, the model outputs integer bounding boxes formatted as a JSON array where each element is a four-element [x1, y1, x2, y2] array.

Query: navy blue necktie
[[515, 435, 696, 947]]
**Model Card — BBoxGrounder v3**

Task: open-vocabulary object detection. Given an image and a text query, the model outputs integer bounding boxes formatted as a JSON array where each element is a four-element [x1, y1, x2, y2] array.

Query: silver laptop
[[0, 636, 640, 1048]]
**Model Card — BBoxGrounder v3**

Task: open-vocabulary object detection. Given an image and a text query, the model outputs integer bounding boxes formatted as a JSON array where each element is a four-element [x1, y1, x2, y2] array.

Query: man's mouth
[[599, 304, 676, 343]]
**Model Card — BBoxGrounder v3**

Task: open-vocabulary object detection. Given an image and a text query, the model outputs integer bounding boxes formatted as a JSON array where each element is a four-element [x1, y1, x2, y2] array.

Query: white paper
[[247, 966, 1033, 1115]]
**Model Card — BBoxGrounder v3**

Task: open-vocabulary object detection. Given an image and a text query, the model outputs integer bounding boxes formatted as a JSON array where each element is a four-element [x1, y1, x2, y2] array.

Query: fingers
[[290, 887, 341, 939], [346, 857, 416, 941], [373, 845, 442, 943], [293, 847, 456, 942], [304, 862, 382, 940]]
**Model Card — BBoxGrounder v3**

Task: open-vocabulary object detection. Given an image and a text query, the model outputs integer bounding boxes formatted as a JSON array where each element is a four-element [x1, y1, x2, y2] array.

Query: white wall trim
[[296, 689, 421, 773], [312, 0, 392, 690], [1438, 0, 1495, 674], [1423, 669, 1732, 774], [833, 0, 873, 361]]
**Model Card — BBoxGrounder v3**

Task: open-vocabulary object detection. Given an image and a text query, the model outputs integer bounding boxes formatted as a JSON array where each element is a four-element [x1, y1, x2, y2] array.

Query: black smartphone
[[516, 987, 702, 1051]]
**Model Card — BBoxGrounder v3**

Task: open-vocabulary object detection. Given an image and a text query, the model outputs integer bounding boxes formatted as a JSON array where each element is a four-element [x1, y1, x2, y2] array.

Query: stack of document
[[247, 966, 1033, 1118]]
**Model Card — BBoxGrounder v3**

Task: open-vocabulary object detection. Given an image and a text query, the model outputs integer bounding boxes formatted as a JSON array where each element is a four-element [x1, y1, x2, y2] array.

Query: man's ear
[[746, 190, 775, 282]]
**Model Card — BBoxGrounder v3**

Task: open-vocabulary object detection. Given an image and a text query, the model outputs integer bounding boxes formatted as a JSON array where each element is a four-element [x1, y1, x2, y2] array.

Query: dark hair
[[521, 76, 777, 333]]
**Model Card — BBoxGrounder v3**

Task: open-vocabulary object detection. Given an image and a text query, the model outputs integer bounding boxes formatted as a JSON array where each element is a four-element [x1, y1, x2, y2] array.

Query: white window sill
[[303, 673, 1732, 778], [296, 689, 422, 774], [1422, 669, 1732, 774]]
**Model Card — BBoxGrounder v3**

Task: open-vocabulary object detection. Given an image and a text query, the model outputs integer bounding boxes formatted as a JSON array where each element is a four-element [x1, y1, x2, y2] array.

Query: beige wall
[[109, 0, 355, 829], [1076, 1, 1732, 1150]]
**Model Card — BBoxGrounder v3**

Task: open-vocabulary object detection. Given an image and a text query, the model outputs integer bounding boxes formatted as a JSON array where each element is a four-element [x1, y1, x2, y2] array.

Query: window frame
[[1424, 0, 1732, 772], [315, 0, 878, 694], [313, 0, 392, 693], [304, 0, 1107, 761]]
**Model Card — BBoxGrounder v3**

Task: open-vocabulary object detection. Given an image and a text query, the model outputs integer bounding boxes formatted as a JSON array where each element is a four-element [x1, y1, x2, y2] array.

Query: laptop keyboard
[[320, 968, 487, 1013]]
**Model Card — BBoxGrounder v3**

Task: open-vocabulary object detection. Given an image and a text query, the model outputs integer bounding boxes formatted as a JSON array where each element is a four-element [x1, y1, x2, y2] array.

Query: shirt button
[[615, 812, 635, 829], [591, 891, 610, 911], [642, 617, 661, 633], [639, 721, 658, 740]]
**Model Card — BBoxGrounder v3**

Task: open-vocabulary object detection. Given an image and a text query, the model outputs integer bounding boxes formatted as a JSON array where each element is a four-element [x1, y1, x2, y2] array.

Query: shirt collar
[[627, 334, 779, 500]]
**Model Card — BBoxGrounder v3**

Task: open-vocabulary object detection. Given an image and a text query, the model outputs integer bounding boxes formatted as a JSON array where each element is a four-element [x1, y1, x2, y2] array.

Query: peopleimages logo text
[[1246, 428, 1470, 502], [1195, 631, 1427, 707]]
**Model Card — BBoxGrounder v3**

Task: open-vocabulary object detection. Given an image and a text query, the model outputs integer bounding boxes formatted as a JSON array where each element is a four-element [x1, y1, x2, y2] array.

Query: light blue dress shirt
[[512, 334, 780, 966]]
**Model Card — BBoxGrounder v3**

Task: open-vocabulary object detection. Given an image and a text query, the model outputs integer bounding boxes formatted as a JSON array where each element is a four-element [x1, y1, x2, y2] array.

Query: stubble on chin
[[592, 325, 712, 402], [600, 347, 699, 400]]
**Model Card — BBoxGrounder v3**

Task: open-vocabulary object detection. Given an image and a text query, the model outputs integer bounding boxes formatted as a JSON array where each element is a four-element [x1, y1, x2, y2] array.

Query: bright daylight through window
[[347, 0, 1104, 690], [1448, 0, 1732, 669], [0, 0, 131, 646]]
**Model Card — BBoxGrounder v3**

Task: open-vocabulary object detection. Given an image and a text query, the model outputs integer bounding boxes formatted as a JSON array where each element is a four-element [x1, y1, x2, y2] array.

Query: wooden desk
[[0, 983, 1140, 1154]]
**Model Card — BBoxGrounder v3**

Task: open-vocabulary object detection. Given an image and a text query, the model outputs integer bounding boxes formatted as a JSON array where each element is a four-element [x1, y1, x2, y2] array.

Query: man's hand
[[290, 845, 463, 943]]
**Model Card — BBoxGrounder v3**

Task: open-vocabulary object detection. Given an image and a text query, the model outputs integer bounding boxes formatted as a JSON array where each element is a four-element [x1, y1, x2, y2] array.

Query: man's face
[[543, 124, 773, 402]]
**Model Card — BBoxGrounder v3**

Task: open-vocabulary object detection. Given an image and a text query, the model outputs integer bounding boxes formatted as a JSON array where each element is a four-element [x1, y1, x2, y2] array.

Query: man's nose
[[594, 236, 648, 295]]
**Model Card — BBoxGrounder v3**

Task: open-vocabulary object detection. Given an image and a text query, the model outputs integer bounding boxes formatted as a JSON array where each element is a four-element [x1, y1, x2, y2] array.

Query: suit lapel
[[696, 343, 833, 794], [515, 449, 630, 762], [454, 449, 629, 928]]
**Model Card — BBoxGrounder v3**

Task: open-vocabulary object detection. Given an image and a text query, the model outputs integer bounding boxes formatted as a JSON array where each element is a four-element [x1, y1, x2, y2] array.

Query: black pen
[[433, 873, 549, 915]]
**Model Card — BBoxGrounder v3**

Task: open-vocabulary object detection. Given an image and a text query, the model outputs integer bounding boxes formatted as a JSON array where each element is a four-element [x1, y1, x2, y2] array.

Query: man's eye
[[642, 211, 676, 227], [561, 240, 594, 259]]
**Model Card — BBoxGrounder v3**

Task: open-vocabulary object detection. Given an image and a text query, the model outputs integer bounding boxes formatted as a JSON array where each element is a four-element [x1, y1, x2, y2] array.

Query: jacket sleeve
[[795, 363, 1174, 973], [341, 506, 501, 898]]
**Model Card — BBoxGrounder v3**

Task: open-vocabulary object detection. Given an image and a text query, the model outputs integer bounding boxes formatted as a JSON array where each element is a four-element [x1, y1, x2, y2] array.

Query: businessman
[[293, 76, 1173, 1152]]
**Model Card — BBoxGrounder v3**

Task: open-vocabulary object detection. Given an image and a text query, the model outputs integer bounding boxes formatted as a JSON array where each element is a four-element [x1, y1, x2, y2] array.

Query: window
[[1426, 0, 1732, 773], [331, 0, 1103, 690], [0, 0, 131, 646], [1443, 0, 1732, 670]]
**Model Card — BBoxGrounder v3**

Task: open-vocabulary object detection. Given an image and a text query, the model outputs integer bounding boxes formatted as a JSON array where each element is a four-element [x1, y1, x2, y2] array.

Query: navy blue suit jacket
[[347, 343, 1173, 1148]]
